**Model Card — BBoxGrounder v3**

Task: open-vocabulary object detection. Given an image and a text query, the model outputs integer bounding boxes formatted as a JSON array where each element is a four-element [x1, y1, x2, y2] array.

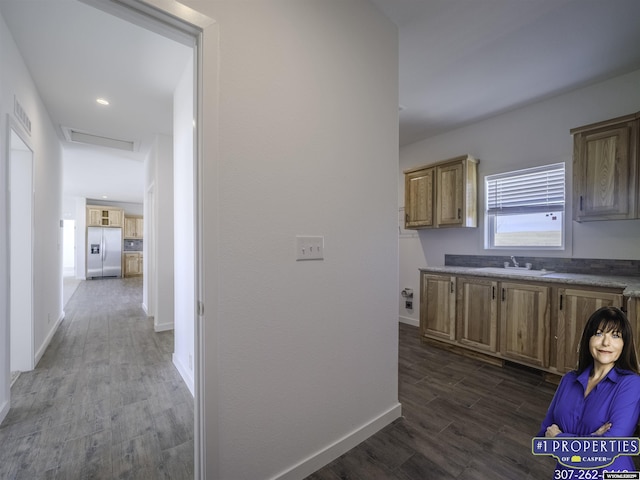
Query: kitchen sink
[[474, 267, 554, 276]]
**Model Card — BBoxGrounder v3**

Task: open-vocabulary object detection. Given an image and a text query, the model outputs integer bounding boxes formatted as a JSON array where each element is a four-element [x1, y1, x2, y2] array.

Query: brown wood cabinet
[[420, 273, 456, 342], [499, 282, 549, 368], [87, 206, 123, 227], [456, 276, 498, 353], [404, 167, 434, 228], [571, 112, 639, 222], [553, 286, 624, 374], [123, 252, 143, 277], [419, 270, 629, 375], [404, 155, 478, 229], [124, 216, 143, 239]]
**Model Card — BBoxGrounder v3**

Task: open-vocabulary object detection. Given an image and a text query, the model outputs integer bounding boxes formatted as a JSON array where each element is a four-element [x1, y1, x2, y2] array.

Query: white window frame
[[485, 163, 565, 250]]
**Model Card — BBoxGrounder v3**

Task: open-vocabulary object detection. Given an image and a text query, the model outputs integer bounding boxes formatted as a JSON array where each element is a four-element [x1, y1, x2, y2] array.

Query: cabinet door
[[405, 168, 434, 228], [499, 282, 549, 367], [573, 118, 637, 221], [87, 208, 102, 226], [555, 288, 624, 374], [124, 217, 137, 238], [136, 218, 144, 238], [420, 273, 456, 341], [108, 209, 122, 227], [436, 162, 464, 227], [124, 253, 142, 276], [457, 277, 498, 352]]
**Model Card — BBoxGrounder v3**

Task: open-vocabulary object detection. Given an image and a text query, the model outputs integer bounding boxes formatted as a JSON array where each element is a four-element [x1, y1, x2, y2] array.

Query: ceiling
[[2, 0, 640, 203]]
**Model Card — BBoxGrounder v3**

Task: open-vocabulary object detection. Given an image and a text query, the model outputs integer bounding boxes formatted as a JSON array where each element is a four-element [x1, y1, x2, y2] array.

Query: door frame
[[7, 115, 35, 373], [79, 1, 218, 478]]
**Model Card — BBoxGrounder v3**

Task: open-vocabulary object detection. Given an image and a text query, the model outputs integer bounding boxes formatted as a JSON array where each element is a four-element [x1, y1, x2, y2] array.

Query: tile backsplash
[[123, 239, 143, 252], [445, 254, 640, 277]]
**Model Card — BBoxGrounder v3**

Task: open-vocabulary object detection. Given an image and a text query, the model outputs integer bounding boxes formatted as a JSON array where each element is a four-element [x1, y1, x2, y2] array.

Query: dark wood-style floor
[[0, 277, 194, 480], [2, 277, 562, 480], [306, 323, 558, 479]]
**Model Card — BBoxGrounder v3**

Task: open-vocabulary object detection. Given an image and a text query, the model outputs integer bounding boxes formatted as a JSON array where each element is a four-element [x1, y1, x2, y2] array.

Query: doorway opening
[[8, 121, 34, 380]]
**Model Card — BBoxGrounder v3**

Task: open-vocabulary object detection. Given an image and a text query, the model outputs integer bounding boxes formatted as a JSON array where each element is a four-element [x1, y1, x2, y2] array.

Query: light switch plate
[[296, 236, 324, 261]]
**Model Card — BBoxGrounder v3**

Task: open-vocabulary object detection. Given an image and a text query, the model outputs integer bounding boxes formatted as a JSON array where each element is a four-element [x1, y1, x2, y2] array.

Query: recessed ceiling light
[[102, 195, 108, 199], [96, 98, 109, 106]]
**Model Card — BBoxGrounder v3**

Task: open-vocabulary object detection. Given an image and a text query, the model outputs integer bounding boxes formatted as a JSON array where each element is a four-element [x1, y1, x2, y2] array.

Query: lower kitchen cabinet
[[420, 273, 456, 342], [553, 287, 624, 374], [419, 271, 628, 375], [124, 252, 143, 277], [456, 277, 498, 352], [499, 282, 549, 368]]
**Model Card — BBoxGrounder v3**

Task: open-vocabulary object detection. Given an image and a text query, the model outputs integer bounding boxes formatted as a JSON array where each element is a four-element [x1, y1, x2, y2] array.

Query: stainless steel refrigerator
[[87, 227, 122, 279]]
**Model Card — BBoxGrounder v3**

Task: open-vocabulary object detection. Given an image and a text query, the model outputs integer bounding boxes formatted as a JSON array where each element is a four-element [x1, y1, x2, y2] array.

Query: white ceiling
[[0, 0, 192, 204], [3, 0, 640, 203]]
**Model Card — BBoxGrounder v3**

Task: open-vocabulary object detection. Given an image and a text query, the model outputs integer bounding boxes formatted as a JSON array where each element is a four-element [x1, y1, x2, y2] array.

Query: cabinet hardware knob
[[579, 196, 583, 211], [492, 286, 495, 300], [450, 281, 454, 293], [457, 208, 461, 219], [559, 295, 563, 310]]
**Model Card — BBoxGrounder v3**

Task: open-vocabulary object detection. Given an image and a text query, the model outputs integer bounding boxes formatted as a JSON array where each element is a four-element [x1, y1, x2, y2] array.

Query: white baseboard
[[154, 321, 174, 332], [271, 402, 402, 480], [172, 353, 195, 397], [35, 312, 64, 366], [399, 315, 419, 327]]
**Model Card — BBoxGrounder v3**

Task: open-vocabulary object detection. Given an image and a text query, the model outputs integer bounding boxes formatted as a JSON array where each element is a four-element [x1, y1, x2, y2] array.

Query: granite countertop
[[419, 266, 640, 298]]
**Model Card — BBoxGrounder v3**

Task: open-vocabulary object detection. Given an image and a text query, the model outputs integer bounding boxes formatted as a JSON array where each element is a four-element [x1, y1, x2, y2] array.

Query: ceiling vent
[[62, 126, 136, 152]]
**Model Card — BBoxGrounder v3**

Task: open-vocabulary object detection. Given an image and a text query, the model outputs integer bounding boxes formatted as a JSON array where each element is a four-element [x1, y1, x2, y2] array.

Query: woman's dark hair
[[576, 306, 640, 374]]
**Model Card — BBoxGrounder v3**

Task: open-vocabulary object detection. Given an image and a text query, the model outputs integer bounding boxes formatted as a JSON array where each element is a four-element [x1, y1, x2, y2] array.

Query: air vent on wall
[[61, 126, 135, 152], [14, 96, 32, 135]]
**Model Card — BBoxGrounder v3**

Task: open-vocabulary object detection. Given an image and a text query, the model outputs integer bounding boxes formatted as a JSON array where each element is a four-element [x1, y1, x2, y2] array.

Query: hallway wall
[[183, 1, 400, 478], [0, 11, 64, 422]]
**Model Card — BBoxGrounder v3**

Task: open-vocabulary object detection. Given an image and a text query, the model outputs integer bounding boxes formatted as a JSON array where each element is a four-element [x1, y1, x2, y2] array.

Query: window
[[485, 163, 565, 249]]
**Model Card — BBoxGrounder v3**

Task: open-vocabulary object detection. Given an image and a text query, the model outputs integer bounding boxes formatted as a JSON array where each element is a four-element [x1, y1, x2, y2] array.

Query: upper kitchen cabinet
[[87, 206, 124, 227], [571, 112, 639, 222], [124, 216, 144, 239], [404, 155, 478, 229], [404, 167, 434, 228]]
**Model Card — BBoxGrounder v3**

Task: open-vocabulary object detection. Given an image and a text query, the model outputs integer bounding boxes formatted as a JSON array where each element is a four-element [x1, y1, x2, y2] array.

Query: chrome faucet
[[510, 256, 519, 268]]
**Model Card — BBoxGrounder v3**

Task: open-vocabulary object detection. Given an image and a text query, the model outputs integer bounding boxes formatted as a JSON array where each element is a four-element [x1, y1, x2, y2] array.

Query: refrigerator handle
[[102, 237, 106, 263]]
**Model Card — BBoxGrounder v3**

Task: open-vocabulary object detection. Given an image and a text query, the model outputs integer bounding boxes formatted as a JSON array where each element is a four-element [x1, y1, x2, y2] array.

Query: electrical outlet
[[296, 236, 324, 261]]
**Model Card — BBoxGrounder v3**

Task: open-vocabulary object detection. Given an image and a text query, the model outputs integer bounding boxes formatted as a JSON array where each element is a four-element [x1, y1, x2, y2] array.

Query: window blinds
[[486, 163, 565, 215]]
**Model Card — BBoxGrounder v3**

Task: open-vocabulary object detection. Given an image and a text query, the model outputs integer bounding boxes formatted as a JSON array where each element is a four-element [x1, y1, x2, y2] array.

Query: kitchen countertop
[[419, 266, 640, 298]]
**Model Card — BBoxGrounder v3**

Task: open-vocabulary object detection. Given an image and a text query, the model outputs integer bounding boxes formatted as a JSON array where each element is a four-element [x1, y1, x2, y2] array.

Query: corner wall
[[173, 54, 195, 394], [399, 69, 640, 326], [145, 134, 175, 332]]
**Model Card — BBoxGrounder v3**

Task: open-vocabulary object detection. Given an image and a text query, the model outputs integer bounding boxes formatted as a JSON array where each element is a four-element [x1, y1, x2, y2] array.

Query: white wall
[[399, 69, 640, 326], [172, 55, 195, 394], [1, 10, 64, 421], [182, 1, 400, 478], [146, 134, 174, 332]]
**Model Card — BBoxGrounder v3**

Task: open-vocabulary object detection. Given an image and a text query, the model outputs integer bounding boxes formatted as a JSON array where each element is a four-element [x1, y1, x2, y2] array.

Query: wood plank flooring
[[0, 277, 194, 480], [2, 279, 564, 480], [305, 323, 558, 479]]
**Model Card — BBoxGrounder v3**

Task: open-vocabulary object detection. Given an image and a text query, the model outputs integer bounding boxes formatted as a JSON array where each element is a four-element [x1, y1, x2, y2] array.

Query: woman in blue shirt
[[538, 306, 640, 477]]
